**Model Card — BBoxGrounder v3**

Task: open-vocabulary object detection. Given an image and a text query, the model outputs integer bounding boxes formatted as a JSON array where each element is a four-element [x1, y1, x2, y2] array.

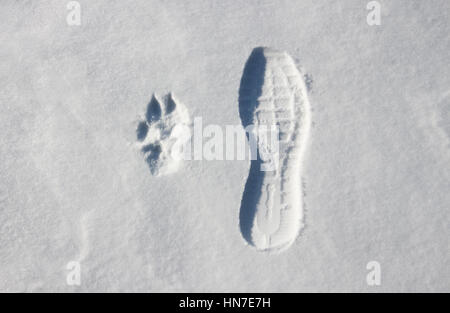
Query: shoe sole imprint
[[238, 47, 312, 252]]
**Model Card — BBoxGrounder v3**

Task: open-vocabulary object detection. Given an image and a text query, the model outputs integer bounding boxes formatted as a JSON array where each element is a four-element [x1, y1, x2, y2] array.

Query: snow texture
[[0, 0, 449, 292]]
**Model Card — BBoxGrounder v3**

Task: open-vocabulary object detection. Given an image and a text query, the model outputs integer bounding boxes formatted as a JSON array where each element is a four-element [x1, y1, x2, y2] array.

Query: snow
[[0, 0, 449, 292]]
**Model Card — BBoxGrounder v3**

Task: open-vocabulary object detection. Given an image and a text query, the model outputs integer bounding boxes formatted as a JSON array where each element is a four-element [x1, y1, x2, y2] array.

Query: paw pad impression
[[137, 93, 191, 176]]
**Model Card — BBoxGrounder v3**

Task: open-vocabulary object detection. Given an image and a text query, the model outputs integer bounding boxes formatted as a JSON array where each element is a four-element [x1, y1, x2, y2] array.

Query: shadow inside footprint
[[146, 95, 162, 122], [142, 143, 162, 174], [165, 93, 177, 115], [238, 47, 267, 245], [136, 121, 148, 141]]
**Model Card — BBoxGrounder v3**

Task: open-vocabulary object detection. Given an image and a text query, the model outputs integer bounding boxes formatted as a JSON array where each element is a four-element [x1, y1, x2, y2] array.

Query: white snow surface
[[0, 0, 449, 292]]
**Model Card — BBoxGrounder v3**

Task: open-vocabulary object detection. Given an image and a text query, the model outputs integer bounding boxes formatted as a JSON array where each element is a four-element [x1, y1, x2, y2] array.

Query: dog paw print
[[137, 93, 191, 176]]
